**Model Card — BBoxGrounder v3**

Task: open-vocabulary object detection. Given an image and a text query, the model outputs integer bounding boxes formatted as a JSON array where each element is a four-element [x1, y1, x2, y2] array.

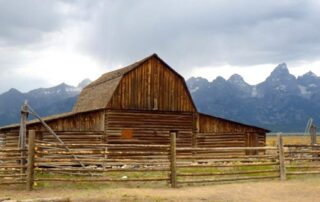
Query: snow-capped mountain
[[0, 79, 91, 126], [1, 63, 320, 133], [187, 64, 320, 132]]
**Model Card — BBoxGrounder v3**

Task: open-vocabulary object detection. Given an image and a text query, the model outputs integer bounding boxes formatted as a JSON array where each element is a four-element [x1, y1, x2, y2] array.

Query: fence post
[[277, 134, 286, 181], [26, 130, 36, 191], [310, 124, 317, 145], [170, 131, 177, 188]]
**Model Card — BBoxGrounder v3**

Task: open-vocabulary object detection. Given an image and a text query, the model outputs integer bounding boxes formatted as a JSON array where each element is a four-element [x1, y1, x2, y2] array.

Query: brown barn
[[0, 54, 269, 149]]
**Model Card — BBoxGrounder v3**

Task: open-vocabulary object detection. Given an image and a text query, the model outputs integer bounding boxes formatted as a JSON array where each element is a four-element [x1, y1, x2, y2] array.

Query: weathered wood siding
[[0, 110, 105, 148], [29, 110, 104, 132], [107, 57, 195, 112], [0, 131, 104, 149], [197, 114, 266, 147], [105, 110, 194, 147]]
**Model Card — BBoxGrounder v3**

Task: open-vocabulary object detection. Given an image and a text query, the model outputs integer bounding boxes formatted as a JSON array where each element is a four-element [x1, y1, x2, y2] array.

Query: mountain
[[1, 64, 319, 132], [0, 79, 91, 126], [187, 64, 320, 132]]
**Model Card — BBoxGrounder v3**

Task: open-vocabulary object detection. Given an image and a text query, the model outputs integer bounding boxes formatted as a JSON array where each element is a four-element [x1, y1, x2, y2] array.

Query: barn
[[0, 54, 269, 149]]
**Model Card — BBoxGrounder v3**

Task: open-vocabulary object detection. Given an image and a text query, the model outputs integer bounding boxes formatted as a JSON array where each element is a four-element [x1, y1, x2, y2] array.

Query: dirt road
[[1, 177, 320, 202]]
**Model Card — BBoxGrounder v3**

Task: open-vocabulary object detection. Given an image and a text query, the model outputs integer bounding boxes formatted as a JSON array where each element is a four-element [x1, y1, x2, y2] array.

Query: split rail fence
[[0, 131, 320, 191]]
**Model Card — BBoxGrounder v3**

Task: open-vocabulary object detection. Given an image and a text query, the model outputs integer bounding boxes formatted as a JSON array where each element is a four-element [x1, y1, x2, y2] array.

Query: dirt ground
[[1, 177, 320, 202]]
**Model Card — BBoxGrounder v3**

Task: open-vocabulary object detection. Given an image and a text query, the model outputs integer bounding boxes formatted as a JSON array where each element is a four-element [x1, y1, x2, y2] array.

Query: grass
[[34, 170, 170, 189], [266, 134, 319, 145]]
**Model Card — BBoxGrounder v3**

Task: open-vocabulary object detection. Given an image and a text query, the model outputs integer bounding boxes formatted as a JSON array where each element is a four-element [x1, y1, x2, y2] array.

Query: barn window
[[121, 129, 133, 139]]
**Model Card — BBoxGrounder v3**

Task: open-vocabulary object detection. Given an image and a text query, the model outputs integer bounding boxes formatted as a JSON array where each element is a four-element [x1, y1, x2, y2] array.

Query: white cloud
[[18, 49, 103, 87]]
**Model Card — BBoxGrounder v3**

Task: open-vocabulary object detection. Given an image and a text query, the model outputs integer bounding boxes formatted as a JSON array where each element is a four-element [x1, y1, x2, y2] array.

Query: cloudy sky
[[1, 0, 320, 93]]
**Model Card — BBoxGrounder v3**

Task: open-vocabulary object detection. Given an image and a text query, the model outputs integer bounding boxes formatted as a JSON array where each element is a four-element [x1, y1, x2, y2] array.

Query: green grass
[[34, 170, 170, 189]]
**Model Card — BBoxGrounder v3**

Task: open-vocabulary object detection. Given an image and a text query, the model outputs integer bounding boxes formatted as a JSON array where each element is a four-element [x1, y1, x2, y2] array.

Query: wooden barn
[[0, 54, 269, 149]]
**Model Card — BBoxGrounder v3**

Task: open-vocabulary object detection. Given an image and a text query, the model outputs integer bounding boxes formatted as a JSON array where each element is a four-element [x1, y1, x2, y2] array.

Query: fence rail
[[0, 147, 27, 185], [174, 138, 280, 186], [0, 131, 320, 190]]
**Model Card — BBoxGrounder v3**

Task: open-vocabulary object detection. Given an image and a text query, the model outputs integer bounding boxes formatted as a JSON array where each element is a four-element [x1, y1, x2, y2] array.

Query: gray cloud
[[81, 0, 320, 70], [0, 0, 97, 92], [1, 0, 320, 92], [0, 0, 64, 46]]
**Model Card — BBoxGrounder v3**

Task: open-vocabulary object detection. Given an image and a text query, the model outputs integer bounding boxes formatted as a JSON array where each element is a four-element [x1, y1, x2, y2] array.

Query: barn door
[[246, 133, 258, 155]]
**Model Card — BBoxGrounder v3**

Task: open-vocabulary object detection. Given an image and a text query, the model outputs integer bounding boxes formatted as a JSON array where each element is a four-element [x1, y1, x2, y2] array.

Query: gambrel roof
[[72, 53, 196, 113]]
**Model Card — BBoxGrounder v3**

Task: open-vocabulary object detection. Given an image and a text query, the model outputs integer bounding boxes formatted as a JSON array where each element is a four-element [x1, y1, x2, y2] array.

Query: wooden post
[[19, 101, 28, 174], [26, 130, 36, 191], [310, 124, 317, 145], [277, 134, 286, 181], [170, 131, 177, 188]]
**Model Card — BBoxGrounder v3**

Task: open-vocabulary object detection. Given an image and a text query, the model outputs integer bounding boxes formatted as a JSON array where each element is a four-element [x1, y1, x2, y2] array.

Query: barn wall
[[105, 110, 194, 147], [0, 110, 105, 148], [197, 114, 266, 147], [107, 57, 196, 112]]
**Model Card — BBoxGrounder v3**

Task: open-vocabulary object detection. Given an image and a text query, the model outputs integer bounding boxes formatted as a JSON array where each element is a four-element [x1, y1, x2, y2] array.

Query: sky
[[1, 0, 320, 93]]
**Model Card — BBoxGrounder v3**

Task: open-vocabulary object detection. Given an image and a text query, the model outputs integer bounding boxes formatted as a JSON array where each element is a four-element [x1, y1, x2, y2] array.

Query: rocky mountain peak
[[214, 76, 226, 83], [269, 63, 290, 78], [264, 63, 297, 91], [187, 77, 209, 93], [77, 79, 92, 88], [297, 71, 320, 87], [7, 88, 21, 94], [228, 74, 247, 86], [304, 71, 317, 78]]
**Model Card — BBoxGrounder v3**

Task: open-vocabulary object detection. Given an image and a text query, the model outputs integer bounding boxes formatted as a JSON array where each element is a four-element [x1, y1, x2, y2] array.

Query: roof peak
[[72, 53, 196, 113]]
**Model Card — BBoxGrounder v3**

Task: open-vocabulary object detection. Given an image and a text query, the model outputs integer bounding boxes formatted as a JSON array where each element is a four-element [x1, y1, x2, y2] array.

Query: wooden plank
[[178, 169, 278, 176], [35, 178, 169, 182], [178, 175, 280, 184], [170, 131, 177, 188]]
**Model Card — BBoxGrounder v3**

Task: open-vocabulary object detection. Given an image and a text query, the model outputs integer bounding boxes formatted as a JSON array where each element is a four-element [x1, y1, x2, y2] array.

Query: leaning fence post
[[26, 130, 36, 191], [170, 131, 177, 188], [310, 124, 317, 145], [277, 134, 286, 181]]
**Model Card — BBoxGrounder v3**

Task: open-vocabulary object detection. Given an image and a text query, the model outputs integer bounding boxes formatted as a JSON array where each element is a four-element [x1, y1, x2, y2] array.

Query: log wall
[[105, 110, 194, 147], [0, 110, 105, 149], [197, 114, 266, 148]]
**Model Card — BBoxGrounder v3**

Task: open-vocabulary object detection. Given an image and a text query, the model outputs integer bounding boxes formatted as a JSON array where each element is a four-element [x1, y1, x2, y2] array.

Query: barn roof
[[0, 112, 75, 130], [199, 112, 270, 132], [72, 53, 196, 113]]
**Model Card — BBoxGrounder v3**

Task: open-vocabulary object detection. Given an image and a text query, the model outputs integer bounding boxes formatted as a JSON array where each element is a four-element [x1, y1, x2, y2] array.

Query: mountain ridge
[[187, 64, 320, 132], [0, 79, 91, 126], [0, 65, 319, 132]]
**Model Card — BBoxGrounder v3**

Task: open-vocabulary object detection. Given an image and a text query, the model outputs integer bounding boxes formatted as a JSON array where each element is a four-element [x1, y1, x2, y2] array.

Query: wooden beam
[[277, 134, 286, 181], [26, 130, 35, 191]]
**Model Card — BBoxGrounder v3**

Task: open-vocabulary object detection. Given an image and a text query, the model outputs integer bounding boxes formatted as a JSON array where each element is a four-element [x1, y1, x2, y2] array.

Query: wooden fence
[[0, 131, 320, 190], [285, 144, 320, 176], [0, 147, 27, 185]]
